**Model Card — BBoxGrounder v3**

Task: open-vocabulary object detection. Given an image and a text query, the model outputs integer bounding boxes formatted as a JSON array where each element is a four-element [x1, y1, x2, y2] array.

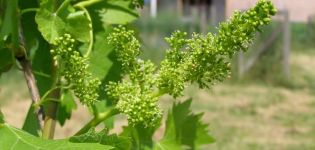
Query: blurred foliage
[[291, 22, 315, 49]]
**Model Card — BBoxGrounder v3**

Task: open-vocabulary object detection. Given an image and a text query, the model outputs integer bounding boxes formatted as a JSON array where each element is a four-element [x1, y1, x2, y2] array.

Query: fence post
[[283, 10, 290, 78], [237, 52, 244, 78], [150, 0, 157, 18]]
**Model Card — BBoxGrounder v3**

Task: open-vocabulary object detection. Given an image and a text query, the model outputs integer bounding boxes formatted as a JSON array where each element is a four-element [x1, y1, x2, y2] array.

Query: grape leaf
[[97, 0, 139, 25], [66, 11, 91, 43], [88, 30, 118, 82], [93, 101, 115, 129], [0, 48, 14, 76], [87, 29, 123, 127], [19, 0, 43, 58], [70, 128, 131, 150], [154, 99, 215, 149], [35, 8, 66, 43], [121, 125, 155, 149], [88, 29, 122, 103], [36, 1, 91, 43], [22, 103, 41, 136], [0, 124, 114, 150], [32, 38, 53, 97], [0, 110, 4, 124], [0, 0, 19, 49], [56, 90, 77, 126]]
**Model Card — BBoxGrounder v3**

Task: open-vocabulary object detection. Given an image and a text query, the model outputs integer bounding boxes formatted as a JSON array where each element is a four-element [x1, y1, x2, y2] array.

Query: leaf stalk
[[75, 107, 119, 135]]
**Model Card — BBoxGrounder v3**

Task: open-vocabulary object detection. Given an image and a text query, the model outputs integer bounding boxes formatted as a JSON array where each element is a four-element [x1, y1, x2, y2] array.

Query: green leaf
[[0, 110, 4, 124], [22, 103, 41, 136], [0, 0, 19, 49], [57, 90, 77, 126], [154, 99, 215, 149], [66, 11, 91, 43], [0, 124, 114, 150], [121, 125, 155, 149], [36, 1, 91, 43], [70, 128, 131, 150], [87, 29, 123, 127], [88, 29, 122, 103], [153, 141, 181, 150], [0, 48, 14, 76], [89, 30, 120, 81], [98, 0, 139, 25], [35, 8, 66, 43], [93, 101, 114, 129], [32, 39, 53, 97], [19, 0, 46, 58]]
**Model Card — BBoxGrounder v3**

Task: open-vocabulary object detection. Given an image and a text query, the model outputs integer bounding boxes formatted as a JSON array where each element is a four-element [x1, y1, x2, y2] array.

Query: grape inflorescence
[[107, 0, 276, 128], [51, 34, 101, 106]]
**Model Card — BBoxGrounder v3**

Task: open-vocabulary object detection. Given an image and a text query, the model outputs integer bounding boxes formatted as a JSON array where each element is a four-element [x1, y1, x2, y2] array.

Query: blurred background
[[1, 0, 315, 149]]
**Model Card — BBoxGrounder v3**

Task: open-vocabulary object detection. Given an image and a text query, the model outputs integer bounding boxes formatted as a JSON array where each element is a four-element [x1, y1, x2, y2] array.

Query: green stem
[[78, 6, 94, 57], [74, 0, 103, 8], [55, 0, 71, 16], [91, 104, 99, 117], [75, 108, 119, 135], [42, 87, 60, 139], [21, 8, 38, 15], [42, 62, 60, 139], [152, 89, 167, 98], [37, 85, 71, 107]]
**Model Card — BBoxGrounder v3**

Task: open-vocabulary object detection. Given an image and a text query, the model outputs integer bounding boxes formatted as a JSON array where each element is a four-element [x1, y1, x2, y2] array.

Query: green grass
[[181, 49, 315, 150]]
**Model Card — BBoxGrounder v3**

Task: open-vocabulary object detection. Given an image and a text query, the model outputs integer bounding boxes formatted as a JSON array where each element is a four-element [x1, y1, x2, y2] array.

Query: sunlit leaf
[[70, 128, 131, 150], [35, 8, 66, 43], [66, 11, 91, 42], [154, 99, 215, 149], [97, 0, 139, 25], [0, 124, 114, 150], [56, 90, 77, 126], [0, 48, 14, 76], [22, 104, 41, 136]]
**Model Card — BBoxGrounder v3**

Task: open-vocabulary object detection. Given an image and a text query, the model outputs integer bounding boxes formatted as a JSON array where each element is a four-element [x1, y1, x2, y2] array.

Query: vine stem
[[16, 4, 44, 132], [75, 107, 119, 136], [42, 61, 60, 139], [17, 56, 43, 127]]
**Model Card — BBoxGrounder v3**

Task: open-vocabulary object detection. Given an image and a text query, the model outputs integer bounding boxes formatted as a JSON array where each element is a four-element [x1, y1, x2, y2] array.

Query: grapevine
[[50, 34, 101, 105], [0, 0, 277, 148]]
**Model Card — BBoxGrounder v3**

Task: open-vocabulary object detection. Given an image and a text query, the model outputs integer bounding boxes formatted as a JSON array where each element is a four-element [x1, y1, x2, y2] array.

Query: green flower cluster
[[216, 0, 277, 57], [51, 34, 101, 105], [107, 27, 162, 127], [107, 27, 140, 73], [158, 0, 276, 97], [106, 0, 276, 127], [157, 31, 187, 97]]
